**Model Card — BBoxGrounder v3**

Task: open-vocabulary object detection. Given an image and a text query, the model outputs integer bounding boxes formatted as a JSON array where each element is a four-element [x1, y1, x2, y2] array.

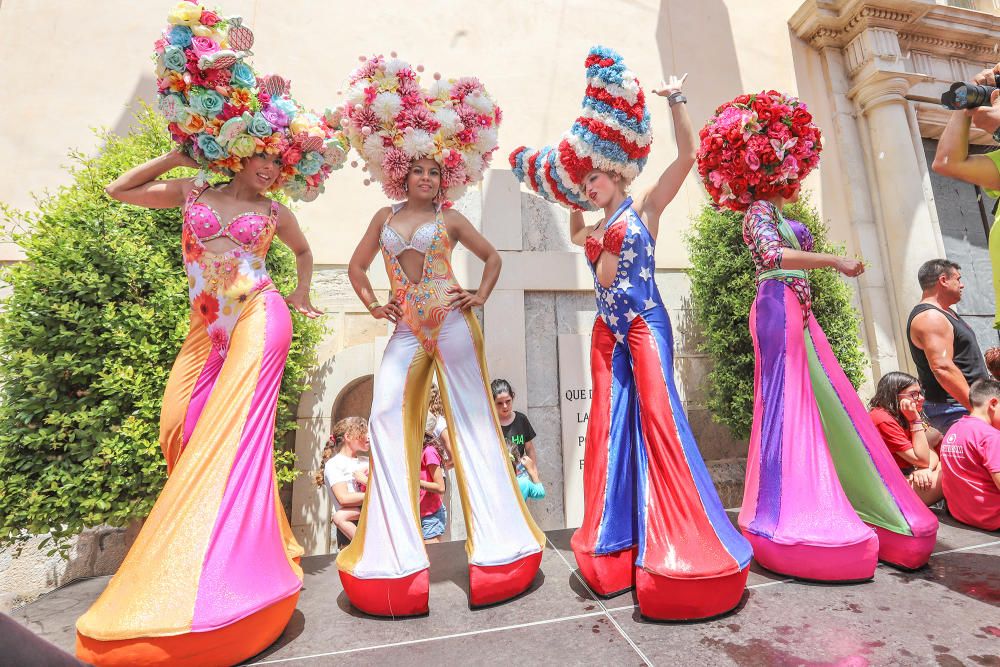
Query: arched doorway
[[332, 375, 374, 422]]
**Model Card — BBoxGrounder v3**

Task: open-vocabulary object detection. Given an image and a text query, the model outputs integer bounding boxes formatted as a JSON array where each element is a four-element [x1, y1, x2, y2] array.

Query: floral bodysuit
[[743, 200, 814, 319], [182, 184, 278, 356]]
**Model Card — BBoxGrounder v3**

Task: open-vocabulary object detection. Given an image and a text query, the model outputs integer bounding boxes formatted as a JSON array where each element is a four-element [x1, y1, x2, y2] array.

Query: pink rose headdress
[[154, 2, 348, 201], [508, 46, 652, 211], [695, 90, 822, 212], [339, 53, 502, 205]]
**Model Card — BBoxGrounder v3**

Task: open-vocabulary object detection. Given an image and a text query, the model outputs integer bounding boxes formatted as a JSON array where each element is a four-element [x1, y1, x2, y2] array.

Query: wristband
[[366, 300, 380, 312], [668, 92, 687, 107], [910, 423, 925, 432]]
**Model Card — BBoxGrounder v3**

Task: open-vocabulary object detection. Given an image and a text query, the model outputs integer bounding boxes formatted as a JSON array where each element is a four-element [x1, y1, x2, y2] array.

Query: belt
[[757, 268, 807, 283]]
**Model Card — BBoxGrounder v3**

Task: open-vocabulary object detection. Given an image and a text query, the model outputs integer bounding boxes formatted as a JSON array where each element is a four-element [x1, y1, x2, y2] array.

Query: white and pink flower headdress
[[339, 53, 502, 205]]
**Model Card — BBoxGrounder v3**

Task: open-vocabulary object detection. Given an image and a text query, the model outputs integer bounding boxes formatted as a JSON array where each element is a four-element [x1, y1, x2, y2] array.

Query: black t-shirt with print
[[501, 411, 537, 462]]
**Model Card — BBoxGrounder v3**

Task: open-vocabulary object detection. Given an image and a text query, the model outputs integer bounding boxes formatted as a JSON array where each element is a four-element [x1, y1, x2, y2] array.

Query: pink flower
[[200, 9, 220, 25], [364, 86, 378, 105], [382, 147, 411, 181], [190, 36, 219, 59], [209, 327, 230, 352], [451, 77, 483, 98], [351, 106, 380, 132]]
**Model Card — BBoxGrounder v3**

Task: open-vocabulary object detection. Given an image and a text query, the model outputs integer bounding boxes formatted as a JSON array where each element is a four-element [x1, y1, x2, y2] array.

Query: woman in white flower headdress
[[338, 54, 544, 616]]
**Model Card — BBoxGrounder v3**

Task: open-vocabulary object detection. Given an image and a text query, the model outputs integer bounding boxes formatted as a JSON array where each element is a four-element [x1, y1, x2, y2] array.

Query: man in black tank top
[[908, 259, 989, 433]]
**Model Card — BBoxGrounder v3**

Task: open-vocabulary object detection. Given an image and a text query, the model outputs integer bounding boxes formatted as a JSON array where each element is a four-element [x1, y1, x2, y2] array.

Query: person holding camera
[[933, 63, 1000, 329]]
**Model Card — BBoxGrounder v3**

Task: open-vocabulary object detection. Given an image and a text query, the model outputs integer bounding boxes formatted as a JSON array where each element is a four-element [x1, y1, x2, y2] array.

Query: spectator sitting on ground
[[316, 416, 369, 542], [985, 347, 1000, 381], [907, 259, 989, 433], [419, 413, 447, 544], [428, 385, 454, 469], [491, 379, 539, 468], [868, 372, 944, 506], [940, 378, 1000, 531], [517, 455, 546, 502]]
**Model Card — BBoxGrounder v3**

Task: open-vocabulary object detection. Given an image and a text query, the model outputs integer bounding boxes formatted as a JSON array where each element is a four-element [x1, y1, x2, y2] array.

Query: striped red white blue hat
[[509, 46, 652, 211]]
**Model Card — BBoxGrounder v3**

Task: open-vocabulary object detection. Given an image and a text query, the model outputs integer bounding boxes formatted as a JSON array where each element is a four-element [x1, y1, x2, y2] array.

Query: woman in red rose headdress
[[74, 5, 347, 666], [509, 46, 753, 622], [696, 90, 938, 583]]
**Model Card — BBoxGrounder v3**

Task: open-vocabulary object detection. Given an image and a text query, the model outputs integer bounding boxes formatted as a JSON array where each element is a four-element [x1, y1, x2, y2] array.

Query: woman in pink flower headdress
[[337, 54, 544, 617], [75, 6, 346, 666], [696, 91, 937, 583]]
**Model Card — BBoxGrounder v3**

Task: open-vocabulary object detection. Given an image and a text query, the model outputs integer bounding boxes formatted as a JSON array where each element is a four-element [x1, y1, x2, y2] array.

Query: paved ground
[[8, 510, 1000, 666]]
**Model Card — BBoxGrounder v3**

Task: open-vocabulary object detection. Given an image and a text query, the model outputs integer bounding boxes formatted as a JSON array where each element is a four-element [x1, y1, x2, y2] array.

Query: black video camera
[[941, 74, 1000, 110]]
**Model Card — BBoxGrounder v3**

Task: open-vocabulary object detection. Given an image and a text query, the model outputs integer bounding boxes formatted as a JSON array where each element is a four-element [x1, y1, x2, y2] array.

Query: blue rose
[[189, 88, 225, 119], [167, 25, 193, 48], [196, 133, 228, 161], [230, 62, 256, 89], [273, 96, 298, 120], [296, 151, 324, 176], [246, 112, 273, 138], [162, 45, 187, 72]]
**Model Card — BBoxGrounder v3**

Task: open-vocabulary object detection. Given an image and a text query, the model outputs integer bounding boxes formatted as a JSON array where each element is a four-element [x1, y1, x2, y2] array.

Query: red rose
[[731, 177, 748, 194], [282, 147, 303, 166], [792, 108, 812, 126], [200, 9, 220, 25]]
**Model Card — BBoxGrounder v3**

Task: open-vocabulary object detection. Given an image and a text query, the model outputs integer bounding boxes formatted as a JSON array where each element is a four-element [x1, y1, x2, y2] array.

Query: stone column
[[850, 68, 944, 373]]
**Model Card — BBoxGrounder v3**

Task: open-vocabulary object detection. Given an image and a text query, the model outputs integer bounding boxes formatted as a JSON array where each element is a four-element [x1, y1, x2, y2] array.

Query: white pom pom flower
[[401, 129, 436, 158], [372, 91, 403, 122]]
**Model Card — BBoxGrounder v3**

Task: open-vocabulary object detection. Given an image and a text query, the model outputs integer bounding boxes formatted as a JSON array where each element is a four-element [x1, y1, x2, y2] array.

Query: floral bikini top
[[379, 203, 461, 356], [181, 184, 278, 355]]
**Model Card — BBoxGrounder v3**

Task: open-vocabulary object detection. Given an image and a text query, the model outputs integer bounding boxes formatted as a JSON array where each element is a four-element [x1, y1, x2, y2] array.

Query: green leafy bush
[[0, 108, 322, 554], [685, 195, 868, 440]]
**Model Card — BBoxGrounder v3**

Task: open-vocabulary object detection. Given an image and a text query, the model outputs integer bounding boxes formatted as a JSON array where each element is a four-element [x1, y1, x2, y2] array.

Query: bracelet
[[910, 424, 926, 432], [668, 92, 687, 107], [366, 300, 380, 312]]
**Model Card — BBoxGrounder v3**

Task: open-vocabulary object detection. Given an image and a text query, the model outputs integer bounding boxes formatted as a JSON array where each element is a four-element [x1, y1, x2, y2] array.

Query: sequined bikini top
[[380, 219, 438, 257], [584, 200, 631, 264], [184, 184, 277, 250]]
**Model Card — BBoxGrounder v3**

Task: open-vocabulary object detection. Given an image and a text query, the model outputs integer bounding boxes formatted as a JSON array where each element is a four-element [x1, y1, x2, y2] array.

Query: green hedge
[[685, 195, 868, 440], [0, 108, 322, 555]]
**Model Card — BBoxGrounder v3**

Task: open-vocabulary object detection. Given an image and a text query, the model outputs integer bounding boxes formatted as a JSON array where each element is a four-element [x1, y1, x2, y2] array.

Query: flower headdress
[[508, 46, 652, 211], [154, 1, 348, 201], [696, 90, 822, 212], [339, 53, 502, 205]]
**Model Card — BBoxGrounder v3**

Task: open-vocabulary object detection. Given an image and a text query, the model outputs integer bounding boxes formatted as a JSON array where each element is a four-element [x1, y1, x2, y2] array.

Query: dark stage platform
[[8, 510, 1000, 666]]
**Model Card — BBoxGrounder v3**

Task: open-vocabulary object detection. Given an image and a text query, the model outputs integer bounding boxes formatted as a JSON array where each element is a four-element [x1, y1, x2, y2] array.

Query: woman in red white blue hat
[[510, 46, 752, 621]]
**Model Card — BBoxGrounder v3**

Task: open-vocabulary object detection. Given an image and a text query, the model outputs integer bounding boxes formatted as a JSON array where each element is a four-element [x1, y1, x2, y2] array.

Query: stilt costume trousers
[[77, 192, 303, 667], [570, 200, 752, 620], [739, 201, 937, 582], [337, 208, 544, 616], [76, 291, 303, 667]]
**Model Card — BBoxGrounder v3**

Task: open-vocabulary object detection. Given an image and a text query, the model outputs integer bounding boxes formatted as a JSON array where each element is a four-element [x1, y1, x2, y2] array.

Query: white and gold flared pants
[[337, 309, 544, 579]]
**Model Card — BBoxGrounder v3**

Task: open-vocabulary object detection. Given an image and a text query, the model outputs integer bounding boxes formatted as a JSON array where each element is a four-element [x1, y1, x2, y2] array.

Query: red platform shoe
[[570, 543, 637, 597], [635, 566, 749, 621], [468, 551, 542, 607], [339, 569, 429, 618]]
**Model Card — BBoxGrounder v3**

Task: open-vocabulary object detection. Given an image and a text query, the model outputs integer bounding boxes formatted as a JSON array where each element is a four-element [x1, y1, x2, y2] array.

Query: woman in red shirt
[[869, 372, 944, 505]]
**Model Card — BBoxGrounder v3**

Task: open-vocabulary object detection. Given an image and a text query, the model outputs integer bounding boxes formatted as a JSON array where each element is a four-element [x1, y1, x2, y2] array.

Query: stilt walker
[[76, 5, 347, 665], [696, 90, 938, 581], [510, 46, 752, 621], [338, 54, 545, 616]]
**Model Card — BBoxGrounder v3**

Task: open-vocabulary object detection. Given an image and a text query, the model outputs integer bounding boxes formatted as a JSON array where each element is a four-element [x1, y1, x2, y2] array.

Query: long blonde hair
[[315, 416, 368, 486], [428, 385, 444, 417]]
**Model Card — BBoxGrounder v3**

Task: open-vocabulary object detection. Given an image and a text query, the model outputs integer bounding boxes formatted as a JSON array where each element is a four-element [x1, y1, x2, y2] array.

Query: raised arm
[[638, 74, 697, 237], [104, 149, 199, 208], [274, 206, 322, 318], [910, 310, 972, 411], [348, 207, 402, 323], [445, 208, 502, 311], [933, 66, 1000, 190]]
